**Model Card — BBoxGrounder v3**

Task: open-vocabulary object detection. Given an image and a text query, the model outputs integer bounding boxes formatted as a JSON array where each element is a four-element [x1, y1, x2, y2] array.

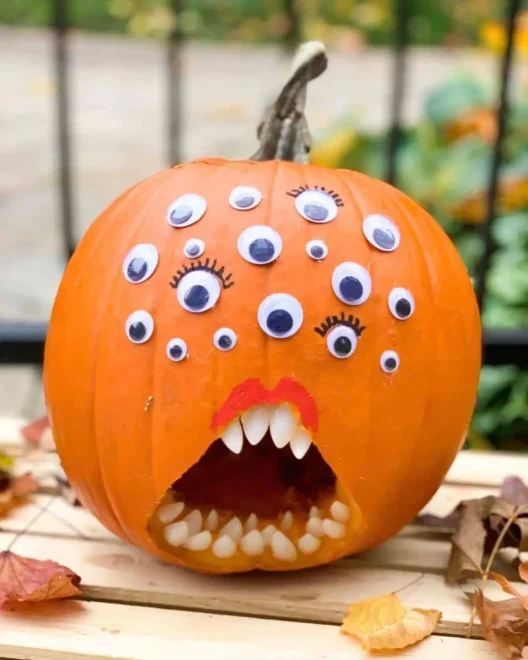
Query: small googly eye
[[327, 325, 358, 359], [332, 262, 372, 306], [306, 240, 328, 261], [295, 190, 338, 224], [167, 193, 207, 228], [388, 287, 415, 320], [229, 186, 262, 211], [123, 244, 158, 284], [238, 225, 282, 265], [363, 214, 400, 252], [258, 293, 303, 339], [166, 338, 187, 362], [176, 270, 221, 313], [183, 239, 205, 258], [125, 310, 154, 344], [213, 327, 237, 351], [381, 350, 399, 373]]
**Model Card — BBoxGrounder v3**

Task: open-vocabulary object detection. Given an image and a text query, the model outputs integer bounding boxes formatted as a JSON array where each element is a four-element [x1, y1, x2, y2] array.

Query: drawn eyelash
[[286, 185, 344, 207], [314, 312, 365, 338], [169, 257, 235, 290]]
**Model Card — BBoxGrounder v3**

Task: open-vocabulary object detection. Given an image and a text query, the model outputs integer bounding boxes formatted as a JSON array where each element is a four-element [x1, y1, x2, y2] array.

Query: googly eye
[[166, 338, 188, 362], [123, 244, 158, 284], [295, 190, 338, 224], [388, 287, 415, 320], [380, 350, 399, 373], [332, 262, 372, 306], [306, 240, 328, 261], [238, 225, 282, 265], [213, 327, 237, 351], [327, 325, 358, 359], [125, 310, 154, 344], [258, 293, 303, 339], [229, 186, 262, 211], [176, 270, 221, 313], [183, 239, 205, 259], [363, 214, 400, 252], [167, 193, 207, 228]]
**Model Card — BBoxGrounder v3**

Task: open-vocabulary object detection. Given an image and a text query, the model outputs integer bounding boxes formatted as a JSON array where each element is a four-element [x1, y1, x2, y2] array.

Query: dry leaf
[[474, 589, 528, 659], [520, 562, 528, 584], [502, 477, 528, 508], [490, 572, 528, 609], [10, 473, 39, 498], [447, 499, 487, 583], [0, 551, 81, 609], [341, 593, 441, 651], [21, 417, 54, 451]]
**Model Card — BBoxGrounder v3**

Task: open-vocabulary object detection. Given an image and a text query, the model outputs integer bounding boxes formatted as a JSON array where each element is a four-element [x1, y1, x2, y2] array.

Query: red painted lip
[[211, 378, 318, 432]]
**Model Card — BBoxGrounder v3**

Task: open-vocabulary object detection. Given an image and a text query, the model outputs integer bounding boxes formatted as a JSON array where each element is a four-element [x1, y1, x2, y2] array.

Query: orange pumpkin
[[44, 43, 481, 574]]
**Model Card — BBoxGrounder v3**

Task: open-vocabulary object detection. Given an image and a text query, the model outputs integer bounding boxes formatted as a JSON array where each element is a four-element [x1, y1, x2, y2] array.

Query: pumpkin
[[44, 42, 481, 574]]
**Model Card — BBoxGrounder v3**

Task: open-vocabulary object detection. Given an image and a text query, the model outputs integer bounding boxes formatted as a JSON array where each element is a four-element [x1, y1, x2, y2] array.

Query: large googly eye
[[166, 338, 187, 362], [123, 244, 158, 284], [125, 310, 154, 344], [306, 239, 328, 261], [229, 186, 262, 211], [295, 190, 338, 224], [332, 262, 372, 306], [327, 325, 358, 359], [238, 225, 282, 265], [388, 287, 415, 320], [258, 293, 303, 339], [167, 193, 207, 228], [381, 350, 399, 373], [176, 270, 221, 313], [213, 327, 237, 351], [363, 214, 400, 252], [183, 239, 205, 258]]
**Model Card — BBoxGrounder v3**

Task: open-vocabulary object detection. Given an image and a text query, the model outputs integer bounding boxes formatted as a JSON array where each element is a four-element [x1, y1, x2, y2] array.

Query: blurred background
[[0, 0, 526, 451]]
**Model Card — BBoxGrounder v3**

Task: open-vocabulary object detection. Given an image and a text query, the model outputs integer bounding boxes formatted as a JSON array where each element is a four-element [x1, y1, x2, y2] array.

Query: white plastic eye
[[363, 214, 400, 252], [213, 327, 237, 351], [183, 239, 205, 258], [295, 190, 338, 224], [238, 225, 282, 265], [332, 262, 372, 305], [380, 350, 400, 373], [123, 244, 158, 284], [388, 287, 415, 320], [176, 270, 221, 313], [125, 310, 154, 344], [167, 193, 207, 228], [258, 293, 303, 339], [327, 325, 358, 359], [306, 240, 328, 261], [229, 186, 262, 211], [166, 338, 188, 362]]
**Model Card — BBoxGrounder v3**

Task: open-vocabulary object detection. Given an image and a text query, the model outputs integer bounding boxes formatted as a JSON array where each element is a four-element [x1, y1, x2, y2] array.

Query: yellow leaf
[[341, 593, 441, 651]]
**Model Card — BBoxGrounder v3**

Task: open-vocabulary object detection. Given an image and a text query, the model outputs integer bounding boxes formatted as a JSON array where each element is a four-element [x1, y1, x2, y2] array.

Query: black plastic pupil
[[310, 245, 324, 259], [373, 227, 395, 249], [127, 257, 147, 282], [185, 285, 209, 310], [395, 298, 411, 318], [304, 203, 328, 222], [186, 244, 200, 257], [385, 357, 397, 370], [218, 335, 232, 349], [267, 309, 293, 335], [235, 194, 255, 209], [170, 344, 183, 359], [339, 276, 363, 302], [170, 204, 193, 225], [334, 336, 352, 356], [129, 321, 146, 342], [249, 238, 275, 263]]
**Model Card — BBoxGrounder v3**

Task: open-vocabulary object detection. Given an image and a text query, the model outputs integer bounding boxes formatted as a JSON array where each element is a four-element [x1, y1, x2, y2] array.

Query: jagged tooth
[[205, 509, 219, 531], [241, 406, 271, 446], [212, 535, 237, 558], [221, 417, 244, 454], [322, 518, 345, 539], [157, 501, 184, 524], [281, 511, 293, 531], [306, 517, 324, 537], [330, 501, 350, 523], [240, 530, 265, 556], [290, 428, 312, 460], [262, 524, 277, 545], [270, 404, 297, 449], [271, 531, 297, 562], [309, 506, 320, 518], [184, 530, 212, 551], [220, 517, 243, 543], [298, 533, 321, 555], [164, 521, 189, 547], [245, 513, 258, 532], [184, 509, 203, 536]]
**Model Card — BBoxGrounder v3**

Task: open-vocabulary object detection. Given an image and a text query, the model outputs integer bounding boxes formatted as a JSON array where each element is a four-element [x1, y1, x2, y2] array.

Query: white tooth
[[290, 428, 312, 459], [330, 501, 350, 523], [240, 530, 265, 556], [262, 524, 277, 545], [309, 506, 320, 518], [164, 521, 189, 547], [281, 511, 293, 531], [271, 531, 297, 562], [184, 509, 203, 535], [245, 513, 258, 532], [298, 533, 321, 555], [157, 501, 184, 524], [221, 418, 244, 454], [220, 517, 243, 543], [184, 530, 212, 551], [322, 518, 345, 539], [205, 509, 219, 531], [241, 406, 271, 446], [212, 535, 237, 558], [306, 517, 324, 537], [270, 404, 297, 449]]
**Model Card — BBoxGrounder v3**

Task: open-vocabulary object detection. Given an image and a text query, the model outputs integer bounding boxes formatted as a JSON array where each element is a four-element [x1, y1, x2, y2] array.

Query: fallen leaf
[[0, 551, 81, 609], [474, 589, 528, 659], [341, 593, 441, 651], [501, 477, 528, 508], [490, 572, 528, 609], [0, 452, 14, 470], [10, 473, 39, 498], [520, 563, 528, 583], [447, 499, 487, 583]]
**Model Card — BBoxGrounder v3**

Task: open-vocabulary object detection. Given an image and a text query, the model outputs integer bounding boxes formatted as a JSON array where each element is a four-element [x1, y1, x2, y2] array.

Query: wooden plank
[[446, 451, 528, 487]]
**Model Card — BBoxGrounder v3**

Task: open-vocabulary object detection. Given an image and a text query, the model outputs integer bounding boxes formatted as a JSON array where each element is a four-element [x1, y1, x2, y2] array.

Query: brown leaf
[[474, 589, 528, 659], [520, 563, 528, 584], [447, 499, 487, 583], [501, 477, 528, 508], [20, 417, 50, 448], [490, 572, 528, 610], [10, 473, 39, 498], [0, 551, 81, 609], [341, 593, 441, 651]]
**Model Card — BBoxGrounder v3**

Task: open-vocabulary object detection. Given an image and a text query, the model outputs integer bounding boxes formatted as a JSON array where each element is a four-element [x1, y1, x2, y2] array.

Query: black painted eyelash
[[286, 185, 344, 207], [314, 312, 366, 338], [169, 257, 235, 290]]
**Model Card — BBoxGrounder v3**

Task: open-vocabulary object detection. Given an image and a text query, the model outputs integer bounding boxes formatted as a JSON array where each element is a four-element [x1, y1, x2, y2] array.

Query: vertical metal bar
[[168, 0, 183, 166], [385, 0, 410, 186], [53, 0, 75, 260], [475, 0, 520, 310]]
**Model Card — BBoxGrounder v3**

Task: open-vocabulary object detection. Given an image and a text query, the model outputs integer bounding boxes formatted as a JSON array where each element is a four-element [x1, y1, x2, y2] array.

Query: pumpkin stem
[[251, 41, 328, 164]]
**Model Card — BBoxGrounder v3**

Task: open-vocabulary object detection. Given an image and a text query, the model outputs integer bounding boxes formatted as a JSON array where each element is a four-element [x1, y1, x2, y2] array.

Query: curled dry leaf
[[520, 562, 528, 584], [0, 551, 81, 609], [0, 470, 38, 517], [490, 572, 528, 609], [21, 417, 51, 449], [474, 589, 528, 659], [447, 499, 487, 583], [341, 593, 441, 652], [501, 477, 528, 508]]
